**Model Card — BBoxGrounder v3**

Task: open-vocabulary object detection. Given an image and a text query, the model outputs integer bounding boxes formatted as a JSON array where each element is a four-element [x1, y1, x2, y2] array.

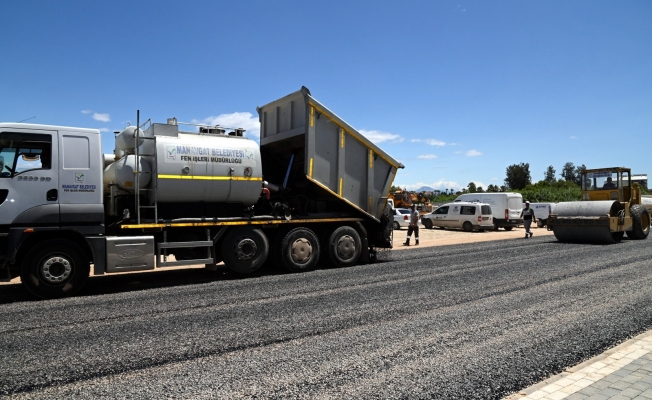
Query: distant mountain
[[416, 186, 435, 192]]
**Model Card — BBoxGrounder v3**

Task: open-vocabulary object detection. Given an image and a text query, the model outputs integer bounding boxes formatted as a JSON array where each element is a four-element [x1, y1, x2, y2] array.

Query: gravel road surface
[[1, 235, 651, 399]]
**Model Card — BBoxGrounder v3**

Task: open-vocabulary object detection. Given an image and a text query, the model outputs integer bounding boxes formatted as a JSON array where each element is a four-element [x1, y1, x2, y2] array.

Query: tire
[[423, 219, 433, 229], [327, 226, 361, 267], [221, 227, 269, 274], [504, 226, 514, 231], [536, 220, 544, 228], [20, 239, 90, 299], [627, 204, 650, 240], [280, 227, 320, 272], [393, 221, 400, 230], [462, 221, 473, 232]]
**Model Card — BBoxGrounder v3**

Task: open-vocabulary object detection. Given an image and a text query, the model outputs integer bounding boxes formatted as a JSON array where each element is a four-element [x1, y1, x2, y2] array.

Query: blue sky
[[2, 0, 650, 191]]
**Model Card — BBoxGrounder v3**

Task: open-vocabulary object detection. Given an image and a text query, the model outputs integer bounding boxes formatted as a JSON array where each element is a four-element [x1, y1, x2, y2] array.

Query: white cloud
[[466, 149, 482, 157], [417, 154, 438, 159], [570, 136, 578, 139], [491, 177, 498, 181], [359, 129, 403, 144], [193, 112, 260, 139], [93, 113, 111, 122], [454, 151, 463, 154], [98, 128, 111, 132], [412, 138, 446, 146], [81, 110, 92, 114]]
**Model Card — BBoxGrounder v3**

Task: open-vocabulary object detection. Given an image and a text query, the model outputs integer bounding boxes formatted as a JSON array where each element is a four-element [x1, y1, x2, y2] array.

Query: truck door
[[0, 129, 59, 226]]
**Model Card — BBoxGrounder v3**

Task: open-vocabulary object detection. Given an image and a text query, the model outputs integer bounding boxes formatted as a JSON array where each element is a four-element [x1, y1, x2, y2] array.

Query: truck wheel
[[536, 220, 544, 228], [462, 221, 473, 232], [423, 219, 433, 229], [280, 227, 320, 272], [393, 221, 400, 230], [627, 205, 650, 240], [221, 227, 269, 274], [504, 226, 514, 231], [327, 226, 361, 267], [20, 239, 90, 299]]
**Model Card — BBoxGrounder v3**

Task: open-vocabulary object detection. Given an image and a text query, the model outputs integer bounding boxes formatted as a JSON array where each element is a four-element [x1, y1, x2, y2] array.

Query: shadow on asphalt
[[0, 265, 290, 304], [0, 260, 361, 304]]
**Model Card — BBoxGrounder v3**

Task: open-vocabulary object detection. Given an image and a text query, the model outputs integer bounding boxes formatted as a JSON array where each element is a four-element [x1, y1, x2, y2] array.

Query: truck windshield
[[0, 133, 52, 178], [583, 171, 618, 191]]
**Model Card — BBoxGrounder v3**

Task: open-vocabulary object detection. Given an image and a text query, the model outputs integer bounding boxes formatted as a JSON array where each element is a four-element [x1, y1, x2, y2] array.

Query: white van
[[527, 202, 556, 228], [454, 193, 523, 230], [421, 202, 494, 232]]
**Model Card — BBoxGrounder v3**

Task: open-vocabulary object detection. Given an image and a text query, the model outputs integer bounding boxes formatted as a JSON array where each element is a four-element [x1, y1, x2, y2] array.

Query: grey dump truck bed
[[257, 87, 403, 222]]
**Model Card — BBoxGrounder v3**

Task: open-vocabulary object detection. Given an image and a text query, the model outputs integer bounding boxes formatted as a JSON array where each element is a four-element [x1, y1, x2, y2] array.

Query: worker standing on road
[[403, 204, 420, 246], [520, 201, 537, 238]]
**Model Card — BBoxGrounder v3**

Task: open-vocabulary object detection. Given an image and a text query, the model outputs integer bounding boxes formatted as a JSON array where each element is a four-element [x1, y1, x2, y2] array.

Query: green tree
[[468, 182, 477, 193], [561, 162, 576, 182], [574, 164, 587, 185], [476, 186, 484, 193], [505, 163, 532, 190], [544, 165, 556, 183]]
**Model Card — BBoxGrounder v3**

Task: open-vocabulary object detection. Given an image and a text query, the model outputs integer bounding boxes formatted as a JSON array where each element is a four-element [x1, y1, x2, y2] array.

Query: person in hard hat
[[403, 204, 420, 246], [520, 201, 537, 238]]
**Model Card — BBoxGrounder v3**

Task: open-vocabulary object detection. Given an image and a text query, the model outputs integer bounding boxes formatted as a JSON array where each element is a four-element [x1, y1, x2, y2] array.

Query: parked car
[[454, 193, 523, 230], [421, 202, 494, 232], [392, 208, 414, 229]]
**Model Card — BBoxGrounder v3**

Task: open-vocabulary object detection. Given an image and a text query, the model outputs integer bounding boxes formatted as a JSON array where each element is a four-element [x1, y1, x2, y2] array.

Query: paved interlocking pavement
[[506, 330, 652, 400]]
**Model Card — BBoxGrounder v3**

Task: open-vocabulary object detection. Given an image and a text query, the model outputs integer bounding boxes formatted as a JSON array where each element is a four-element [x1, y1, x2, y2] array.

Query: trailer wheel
[[222, 227, 269, 274], [462, 221, 473, 232], [423, 219, 433, 229], [393, 221, 400, 230], [280, 227, 320, 272], [627, 205, 650, 240], [504, 226, 514, 231], [20, 239, 90, 299], [327, 226, 361, 267]]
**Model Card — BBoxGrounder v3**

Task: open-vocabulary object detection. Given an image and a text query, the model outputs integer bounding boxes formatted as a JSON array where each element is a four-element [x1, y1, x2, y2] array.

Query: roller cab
[[548, 167, 650, 243]]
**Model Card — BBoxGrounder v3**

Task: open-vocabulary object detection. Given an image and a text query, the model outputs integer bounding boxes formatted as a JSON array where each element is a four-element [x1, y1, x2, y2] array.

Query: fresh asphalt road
[[1, 235, 652, 399]]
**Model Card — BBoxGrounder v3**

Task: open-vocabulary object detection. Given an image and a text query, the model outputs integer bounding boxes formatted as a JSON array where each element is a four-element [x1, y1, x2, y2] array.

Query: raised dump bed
[[257, 87, 403, 222]]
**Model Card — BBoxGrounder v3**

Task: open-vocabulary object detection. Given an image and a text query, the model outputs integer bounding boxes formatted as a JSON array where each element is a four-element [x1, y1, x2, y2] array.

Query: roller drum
[[554, 200, 623, 218], [551, 200, 623, 244]]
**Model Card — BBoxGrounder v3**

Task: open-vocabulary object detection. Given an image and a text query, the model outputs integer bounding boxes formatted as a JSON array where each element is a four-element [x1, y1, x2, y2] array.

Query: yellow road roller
[[547, 167, 651, 244]]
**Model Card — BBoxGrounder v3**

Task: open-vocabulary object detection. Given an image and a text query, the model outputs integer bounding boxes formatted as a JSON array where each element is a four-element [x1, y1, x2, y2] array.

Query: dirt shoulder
[[392, 224, 554, 249]]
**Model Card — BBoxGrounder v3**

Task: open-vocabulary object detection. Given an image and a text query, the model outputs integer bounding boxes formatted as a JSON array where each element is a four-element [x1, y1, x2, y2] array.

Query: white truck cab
[[0, 123, 105, 297], [0, 123, 104, 226]]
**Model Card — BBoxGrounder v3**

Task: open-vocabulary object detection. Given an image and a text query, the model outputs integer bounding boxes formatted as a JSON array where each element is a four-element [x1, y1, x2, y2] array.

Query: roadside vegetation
[[393, 161, 649, 205]]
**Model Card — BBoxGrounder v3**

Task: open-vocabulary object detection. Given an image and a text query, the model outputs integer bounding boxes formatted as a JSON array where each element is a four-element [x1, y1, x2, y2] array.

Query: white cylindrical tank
[[115, 126, 146, 151], [104, 155, 152, 193], [154, 132, 263, 205]]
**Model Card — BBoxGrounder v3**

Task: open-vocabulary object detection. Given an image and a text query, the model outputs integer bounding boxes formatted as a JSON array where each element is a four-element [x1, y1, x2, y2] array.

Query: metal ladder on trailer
[[132, 111, 217, 268], [134, 111, 157, 225]]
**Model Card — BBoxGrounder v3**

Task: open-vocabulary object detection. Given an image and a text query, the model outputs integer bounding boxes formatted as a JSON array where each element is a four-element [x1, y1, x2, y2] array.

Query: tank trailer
[[0, 87, 403, 298]]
